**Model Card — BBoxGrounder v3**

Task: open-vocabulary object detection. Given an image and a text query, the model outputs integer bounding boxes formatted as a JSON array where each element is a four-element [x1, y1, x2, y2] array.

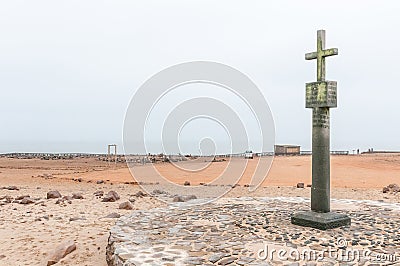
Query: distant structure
[[274, 145, 300, 155], [244, 150, 253, 159], [107, 144, 117, 166]]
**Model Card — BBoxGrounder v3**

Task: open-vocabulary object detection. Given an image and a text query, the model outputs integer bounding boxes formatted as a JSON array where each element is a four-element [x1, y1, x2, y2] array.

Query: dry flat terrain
[[2, 154, 398, 188], [0, 154, 399, 265]]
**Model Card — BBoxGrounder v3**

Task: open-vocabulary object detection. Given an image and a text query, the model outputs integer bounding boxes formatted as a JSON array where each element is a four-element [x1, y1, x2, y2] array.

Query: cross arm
[[305, 52, 317, 60], [322, 48, 338, 57]]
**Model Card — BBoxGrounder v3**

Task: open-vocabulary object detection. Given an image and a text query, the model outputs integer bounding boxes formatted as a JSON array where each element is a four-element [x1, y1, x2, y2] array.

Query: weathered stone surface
[[47, 190, 62, 199], [305, 30, 338, 81], [306, 81, 337, 108], [47, 240, 76, 265], [218, 256, 236, 265], [106, 197, 400, 266], [209, 253, 229, 263]]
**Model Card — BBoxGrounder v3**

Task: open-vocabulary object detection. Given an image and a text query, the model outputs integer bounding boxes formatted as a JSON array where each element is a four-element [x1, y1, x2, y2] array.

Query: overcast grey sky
[[0, 0, 399, 153]]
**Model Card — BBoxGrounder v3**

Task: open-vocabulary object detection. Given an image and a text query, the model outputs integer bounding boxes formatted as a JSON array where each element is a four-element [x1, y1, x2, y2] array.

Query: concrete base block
[[291, 211, 351, 230]]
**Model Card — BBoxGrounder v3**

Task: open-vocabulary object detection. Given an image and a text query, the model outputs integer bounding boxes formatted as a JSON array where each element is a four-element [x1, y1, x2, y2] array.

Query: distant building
[[274, 145, 300, 155], [245, 150, 253, 159]]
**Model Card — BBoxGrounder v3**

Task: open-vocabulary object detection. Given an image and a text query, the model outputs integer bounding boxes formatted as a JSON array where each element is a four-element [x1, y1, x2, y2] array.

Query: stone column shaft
[[311, 107, 330, 213]]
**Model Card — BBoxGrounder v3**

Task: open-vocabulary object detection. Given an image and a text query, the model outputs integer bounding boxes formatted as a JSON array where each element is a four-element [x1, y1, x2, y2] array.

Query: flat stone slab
[[291, 211, 351, 230], [106, 197, 400, 266]]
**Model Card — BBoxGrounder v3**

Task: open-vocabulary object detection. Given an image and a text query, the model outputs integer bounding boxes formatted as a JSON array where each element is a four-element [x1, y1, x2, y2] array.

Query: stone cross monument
[[291, 30, 351, 230]]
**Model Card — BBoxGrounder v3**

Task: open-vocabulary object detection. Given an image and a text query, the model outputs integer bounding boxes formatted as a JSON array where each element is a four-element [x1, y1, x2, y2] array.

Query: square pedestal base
[[291, 211, 351, 230]]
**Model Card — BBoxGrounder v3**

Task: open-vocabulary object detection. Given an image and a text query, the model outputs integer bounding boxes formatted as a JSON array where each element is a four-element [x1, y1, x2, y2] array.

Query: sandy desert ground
[[0, 154, 399, 265]]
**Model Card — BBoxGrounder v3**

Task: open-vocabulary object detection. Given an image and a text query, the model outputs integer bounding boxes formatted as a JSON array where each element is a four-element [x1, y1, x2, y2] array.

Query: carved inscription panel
[[313, 108, 330, 128], [306, 81, 337, 108]]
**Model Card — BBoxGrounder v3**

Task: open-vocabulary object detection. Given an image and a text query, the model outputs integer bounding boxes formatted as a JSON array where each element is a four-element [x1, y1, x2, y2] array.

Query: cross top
[[305, 30, 338, 81]]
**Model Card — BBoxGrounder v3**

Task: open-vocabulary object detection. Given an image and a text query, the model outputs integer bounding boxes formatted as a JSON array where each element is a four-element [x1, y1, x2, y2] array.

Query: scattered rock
[[47, 190, 62, 199], [55, 199, 63, 204], [105, 212, 120, 218], [184, 181, 191, 186], [118, 201, 134, 210], [218, 256, 237, 265], [93, 190, 104, 197], [102, 191, 120, 202], [128, 197, 136, 203], [41, 173, 54, 179], [383, 184, 399, 194], [172, 196, 184, 202], [96, 180, 104, 184], [47, 240, 76, 266], [4, 186, 19, 191], [209, 253, 229, 263], [69, 216, 86, 222], [183, 195, 197, 201], [133, 191, 146, 197], [0, 196, 13, 203], [15, 195, 30, 200], [173, 195, 197, 202], [37, 200, 46, 206], [72, 193, 84, 199], [20, 197, 35, 204], [296, 183, 305, 188], [152, 189, 168, 195]]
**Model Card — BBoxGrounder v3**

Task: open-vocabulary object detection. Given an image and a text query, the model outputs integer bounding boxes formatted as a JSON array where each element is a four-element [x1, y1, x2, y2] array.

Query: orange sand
[[1, 154, 399, 188]]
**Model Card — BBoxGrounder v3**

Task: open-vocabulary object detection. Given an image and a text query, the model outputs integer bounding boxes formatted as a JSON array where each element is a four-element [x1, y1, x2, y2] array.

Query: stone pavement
[[106, 197, 400, 266]]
